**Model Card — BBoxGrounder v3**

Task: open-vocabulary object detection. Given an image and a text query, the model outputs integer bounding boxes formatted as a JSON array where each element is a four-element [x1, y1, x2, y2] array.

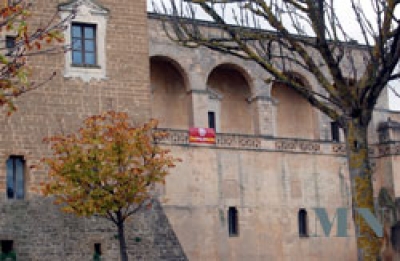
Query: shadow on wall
[[271, 75, 317, 139], [0, 196, 187, 261], [151, 56, 190, 130], [207, 64, 254, 134]]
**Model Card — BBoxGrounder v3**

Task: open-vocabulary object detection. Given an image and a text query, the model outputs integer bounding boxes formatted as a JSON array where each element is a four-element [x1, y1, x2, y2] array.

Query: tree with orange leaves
[[41, 111, 180, 261], [0, 0, 72, 114]]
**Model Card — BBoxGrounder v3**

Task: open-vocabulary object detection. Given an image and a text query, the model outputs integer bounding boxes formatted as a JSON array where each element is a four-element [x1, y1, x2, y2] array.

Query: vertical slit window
[[331, 121, 340, 142], [6, 156, 25, 199], [298, 209, 308, 237], [93, 243, 102, 261], [208, 111, 216, 130], [228, 207, 239, 237], [71, 23, 97, 66]]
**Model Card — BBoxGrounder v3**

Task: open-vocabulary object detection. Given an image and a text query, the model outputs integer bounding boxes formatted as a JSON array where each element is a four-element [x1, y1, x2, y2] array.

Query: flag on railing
[[189, 127, 216, 144]]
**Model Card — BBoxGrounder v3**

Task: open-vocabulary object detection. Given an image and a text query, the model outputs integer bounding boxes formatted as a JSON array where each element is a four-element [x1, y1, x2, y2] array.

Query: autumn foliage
[[41, 111, 180, 260], [0, 1, 70, 114]]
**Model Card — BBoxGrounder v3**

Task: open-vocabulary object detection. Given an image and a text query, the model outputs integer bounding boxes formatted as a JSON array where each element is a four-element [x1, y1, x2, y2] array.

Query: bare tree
[[0, 0, 73, 114], [389, 84, 400, 99], [155, 0, 400, 259]]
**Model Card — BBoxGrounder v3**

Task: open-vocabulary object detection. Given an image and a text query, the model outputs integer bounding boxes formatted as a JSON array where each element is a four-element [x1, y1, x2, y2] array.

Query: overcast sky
[[147, 0, 400, 111]]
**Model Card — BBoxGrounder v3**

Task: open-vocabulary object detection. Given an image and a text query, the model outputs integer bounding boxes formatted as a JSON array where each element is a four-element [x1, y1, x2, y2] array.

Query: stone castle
[[0, 0, 399, 260]]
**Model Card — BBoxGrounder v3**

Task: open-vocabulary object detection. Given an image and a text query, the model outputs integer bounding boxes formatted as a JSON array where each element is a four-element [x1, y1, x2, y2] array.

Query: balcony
[[155, 128, 400, 158]]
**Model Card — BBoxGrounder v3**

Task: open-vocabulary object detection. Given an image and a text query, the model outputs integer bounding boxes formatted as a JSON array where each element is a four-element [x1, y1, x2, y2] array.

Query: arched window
[[6, 156, 25, 199], [228, 207, 239, 236], [298, 209, 308, 237]]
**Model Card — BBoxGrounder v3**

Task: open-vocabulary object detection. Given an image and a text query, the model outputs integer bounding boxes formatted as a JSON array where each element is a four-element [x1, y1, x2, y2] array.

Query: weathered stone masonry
[[1, 1, 400, 260], [148, 13, 400, 261], [0, 1, 187, 260]]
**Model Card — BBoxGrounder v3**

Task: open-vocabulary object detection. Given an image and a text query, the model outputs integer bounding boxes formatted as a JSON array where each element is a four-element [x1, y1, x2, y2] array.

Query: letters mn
[[312, 208, 383, 238]]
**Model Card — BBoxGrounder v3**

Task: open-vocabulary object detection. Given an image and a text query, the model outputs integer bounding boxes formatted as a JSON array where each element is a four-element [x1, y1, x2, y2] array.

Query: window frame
[[59, 0, 109, 82], [6, 156, 25, 200], [71, 23, 98, 67]]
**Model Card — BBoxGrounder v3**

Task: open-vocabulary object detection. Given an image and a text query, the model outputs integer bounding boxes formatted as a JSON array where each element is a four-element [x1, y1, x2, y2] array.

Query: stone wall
[[160, 143, 357, 261], [0, 197, 187, 260], [0, 0, 188, 260], [0, 2, 397, 260], [147, 14, 397, 261]]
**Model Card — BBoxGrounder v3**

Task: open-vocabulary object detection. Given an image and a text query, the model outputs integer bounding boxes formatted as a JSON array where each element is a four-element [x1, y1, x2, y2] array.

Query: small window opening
[[228, 207, 239, 237], [331, 121, 340, 142], [298, 209, 308, 237], [1, 240, 16, 260], [208, 111, 216, 130], [5, 36, 16, 56], [6, 36, 15, 49], [93, 243, 101, 261], [1, 241, 13, 254]]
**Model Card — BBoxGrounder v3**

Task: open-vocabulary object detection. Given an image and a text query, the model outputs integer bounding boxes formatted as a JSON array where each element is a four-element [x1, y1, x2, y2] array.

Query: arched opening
[[271, 75, 317, 139], [150, 56, 189, 129], [207, 64, 253, 134], [298, 208, 308, 237]]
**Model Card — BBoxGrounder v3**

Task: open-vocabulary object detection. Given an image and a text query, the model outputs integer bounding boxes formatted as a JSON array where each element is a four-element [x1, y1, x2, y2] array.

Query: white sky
[[147, 0, 400, 111]]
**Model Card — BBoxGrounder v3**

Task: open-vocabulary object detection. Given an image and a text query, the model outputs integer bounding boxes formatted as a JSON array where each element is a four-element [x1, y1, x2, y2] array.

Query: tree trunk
[[344, 119, 381, 261], [116, 212, 129, 261]]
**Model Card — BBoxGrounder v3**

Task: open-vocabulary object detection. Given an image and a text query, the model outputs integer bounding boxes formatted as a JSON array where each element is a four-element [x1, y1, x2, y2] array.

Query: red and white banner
[[189, 128, 216, 144]]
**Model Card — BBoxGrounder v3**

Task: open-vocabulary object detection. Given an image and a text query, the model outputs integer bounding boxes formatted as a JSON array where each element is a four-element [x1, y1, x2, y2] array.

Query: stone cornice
[[59, 0, 110, 15]]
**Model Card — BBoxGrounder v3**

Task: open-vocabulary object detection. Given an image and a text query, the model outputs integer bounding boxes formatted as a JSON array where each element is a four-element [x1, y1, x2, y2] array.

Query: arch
[[271, 72, 318, 139], [206, 62, 255, 95], [206, 64, 254, 134], [150, 55, 190, 91], [298, 208, 308, 237], [150, 56, 190, 129]]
